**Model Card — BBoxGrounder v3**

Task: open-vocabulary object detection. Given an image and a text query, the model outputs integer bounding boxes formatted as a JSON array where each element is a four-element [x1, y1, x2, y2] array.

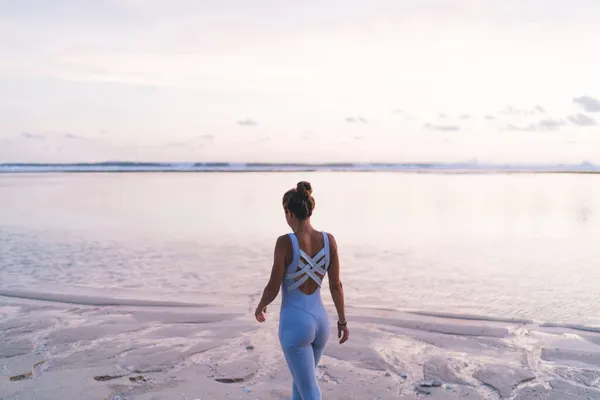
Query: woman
[[254, 181, 349, 400]]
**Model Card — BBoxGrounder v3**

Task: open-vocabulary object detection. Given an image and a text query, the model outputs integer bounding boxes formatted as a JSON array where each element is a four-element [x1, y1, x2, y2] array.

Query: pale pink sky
[[1, 0, 599, 163]]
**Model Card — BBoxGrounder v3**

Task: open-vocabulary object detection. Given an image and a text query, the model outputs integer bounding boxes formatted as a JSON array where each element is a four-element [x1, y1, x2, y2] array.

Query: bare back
[[287, 229, 328, 295]]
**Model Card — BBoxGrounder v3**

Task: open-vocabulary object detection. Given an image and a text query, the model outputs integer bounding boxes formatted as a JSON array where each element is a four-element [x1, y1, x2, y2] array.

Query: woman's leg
[[292, 382, 302, 400], [312, 310, 331, 368], [291, 341, 325, 399], [290, 310, 330, 399], [279, 307, 321, 400], [282, 343, 321, 400], [290, 343, 327, 399], [311, 343, 326, 369]]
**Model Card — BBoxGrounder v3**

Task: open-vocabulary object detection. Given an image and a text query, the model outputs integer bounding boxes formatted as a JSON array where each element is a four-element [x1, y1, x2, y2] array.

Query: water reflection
[[1, 172, 600, 324]]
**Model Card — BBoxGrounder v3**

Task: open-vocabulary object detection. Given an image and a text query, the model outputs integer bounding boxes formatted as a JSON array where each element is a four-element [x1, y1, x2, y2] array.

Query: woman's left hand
[[255, 306, 267, 323]]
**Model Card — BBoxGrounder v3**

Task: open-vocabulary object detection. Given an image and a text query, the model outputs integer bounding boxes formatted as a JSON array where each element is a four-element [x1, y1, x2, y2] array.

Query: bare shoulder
[[273, 234, 292, 263], [276, 234, 292, 248], [325, 232, 338, 251]]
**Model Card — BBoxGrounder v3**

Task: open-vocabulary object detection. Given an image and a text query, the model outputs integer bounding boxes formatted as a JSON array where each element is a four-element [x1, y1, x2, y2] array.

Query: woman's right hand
[[337, 324, 349, 344]]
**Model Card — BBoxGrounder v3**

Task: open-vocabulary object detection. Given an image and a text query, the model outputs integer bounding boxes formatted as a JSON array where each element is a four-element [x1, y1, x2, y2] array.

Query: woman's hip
[[278, 305, 329, 348]]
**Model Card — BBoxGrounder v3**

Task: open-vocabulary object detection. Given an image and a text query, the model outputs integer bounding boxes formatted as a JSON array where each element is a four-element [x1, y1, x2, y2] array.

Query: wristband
[[337, 321, 347, 327]]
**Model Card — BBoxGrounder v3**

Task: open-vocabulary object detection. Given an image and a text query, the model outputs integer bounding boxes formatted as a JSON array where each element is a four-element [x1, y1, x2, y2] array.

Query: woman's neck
[[292, 219, 312, 233]]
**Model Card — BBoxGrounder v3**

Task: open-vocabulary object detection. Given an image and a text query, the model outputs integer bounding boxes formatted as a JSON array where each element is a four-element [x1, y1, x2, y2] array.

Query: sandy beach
[[2, 290, 600, 399]]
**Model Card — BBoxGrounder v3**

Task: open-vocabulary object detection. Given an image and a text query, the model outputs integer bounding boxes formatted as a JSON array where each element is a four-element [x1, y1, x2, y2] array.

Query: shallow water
[[1, 172, 599, 325]]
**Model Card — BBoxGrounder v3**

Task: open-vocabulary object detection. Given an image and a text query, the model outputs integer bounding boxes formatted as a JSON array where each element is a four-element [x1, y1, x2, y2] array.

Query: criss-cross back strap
[[286, 232, 330, 291]]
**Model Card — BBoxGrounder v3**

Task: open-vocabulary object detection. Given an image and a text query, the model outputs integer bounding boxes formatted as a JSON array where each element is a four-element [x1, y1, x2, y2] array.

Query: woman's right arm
[[327, 233, 349, 344]]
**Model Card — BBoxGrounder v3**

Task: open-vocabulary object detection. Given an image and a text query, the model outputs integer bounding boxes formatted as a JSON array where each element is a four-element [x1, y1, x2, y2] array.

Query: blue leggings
[[279, 305, 330, 400]]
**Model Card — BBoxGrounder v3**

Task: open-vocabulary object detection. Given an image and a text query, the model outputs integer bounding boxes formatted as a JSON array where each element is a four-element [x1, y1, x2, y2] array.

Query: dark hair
[[283, 181, 315, 220]]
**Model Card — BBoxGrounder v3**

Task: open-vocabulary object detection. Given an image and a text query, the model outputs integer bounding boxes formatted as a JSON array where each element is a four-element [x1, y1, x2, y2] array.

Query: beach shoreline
[[2, 291, 600, 399], [2, 161, 600, 175]]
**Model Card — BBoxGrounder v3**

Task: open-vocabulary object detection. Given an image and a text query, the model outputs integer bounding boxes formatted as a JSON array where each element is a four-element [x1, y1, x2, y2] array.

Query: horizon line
[[2, 160, 600, 174], [1, 160, 597, 166]]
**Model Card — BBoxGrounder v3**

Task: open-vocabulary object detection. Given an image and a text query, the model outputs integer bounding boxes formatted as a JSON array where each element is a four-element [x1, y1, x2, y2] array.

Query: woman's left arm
[[254, 235, 287, 322]]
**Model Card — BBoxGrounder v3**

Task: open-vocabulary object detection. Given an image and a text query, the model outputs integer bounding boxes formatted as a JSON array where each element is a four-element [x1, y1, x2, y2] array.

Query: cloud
[[573, 96, 600, 113], [568, 113, 597, 126], [537, 118, 565, 130], [424, 123, 460, 132], [503, 118, 564, 131], [500, 105, 546, 116], [345, 116, 367, 123], [237, 118, 258, 127], [20, 132, 45, 139], [484, 115, 495, 120], [504, 124, 536, 132], [500, 106, 521, 116], [64, 133, 84, 139]]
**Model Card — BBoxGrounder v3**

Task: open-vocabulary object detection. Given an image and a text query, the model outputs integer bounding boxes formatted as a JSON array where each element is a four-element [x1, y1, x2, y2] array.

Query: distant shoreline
[[2, 170, 600, 175], [1, 161, 599, 174]]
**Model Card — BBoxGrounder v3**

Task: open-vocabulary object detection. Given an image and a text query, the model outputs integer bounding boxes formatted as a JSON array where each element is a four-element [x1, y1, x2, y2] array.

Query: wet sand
[[2, 291, 600, 399]]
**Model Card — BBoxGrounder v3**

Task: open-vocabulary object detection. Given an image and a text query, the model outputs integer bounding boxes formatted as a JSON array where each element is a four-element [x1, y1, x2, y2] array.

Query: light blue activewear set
[[278, 232, 331, 400]]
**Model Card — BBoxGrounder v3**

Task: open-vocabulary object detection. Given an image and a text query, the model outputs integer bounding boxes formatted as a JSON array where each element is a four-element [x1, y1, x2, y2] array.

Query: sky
[[1, 0, 600, 164]]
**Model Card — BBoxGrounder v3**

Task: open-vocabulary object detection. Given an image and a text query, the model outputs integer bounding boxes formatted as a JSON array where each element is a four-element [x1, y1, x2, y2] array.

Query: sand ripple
[[2, 295, 600, 399]]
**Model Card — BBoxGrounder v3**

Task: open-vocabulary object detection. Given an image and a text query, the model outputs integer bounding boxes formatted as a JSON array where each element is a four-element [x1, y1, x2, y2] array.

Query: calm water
[[1, 172, 599, 325]]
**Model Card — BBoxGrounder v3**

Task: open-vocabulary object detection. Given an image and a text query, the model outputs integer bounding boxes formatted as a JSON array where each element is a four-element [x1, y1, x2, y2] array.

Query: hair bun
[[296, 181, 312, 199]]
